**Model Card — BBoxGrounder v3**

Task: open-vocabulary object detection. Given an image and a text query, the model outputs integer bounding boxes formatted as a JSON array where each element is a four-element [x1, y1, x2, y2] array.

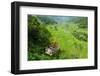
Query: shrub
[[28, 15, 52, 60], [72, 29, 88, 41]]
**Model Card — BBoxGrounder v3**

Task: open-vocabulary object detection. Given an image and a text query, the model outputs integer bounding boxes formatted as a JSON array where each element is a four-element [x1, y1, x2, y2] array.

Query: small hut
[[45, 42, 59, 56]]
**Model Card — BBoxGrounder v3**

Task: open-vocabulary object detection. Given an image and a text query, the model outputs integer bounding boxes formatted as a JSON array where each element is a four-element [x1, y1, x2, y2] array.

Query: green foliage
[[28, 15, 88, 61], [72, 29, 88, 41], [66, 22, 88, 41], [71, 17, 88, 28], [28, 15, 52, 60], [46, 25, 87, 59], [37, 16, 57, 24]]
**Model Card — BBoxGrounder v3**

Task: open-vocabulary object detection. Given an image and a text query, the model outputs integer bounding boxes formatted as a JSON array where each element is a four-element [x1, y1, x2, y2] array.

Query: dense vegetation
[[28, 15, 88, 60]]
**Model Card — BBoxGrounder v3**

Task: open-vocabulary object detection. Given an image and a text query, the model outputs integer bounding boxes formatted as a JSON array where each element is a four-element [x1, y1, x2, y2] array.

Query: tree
[[28, 15, 52, 60], [72, 17, 88, 28]]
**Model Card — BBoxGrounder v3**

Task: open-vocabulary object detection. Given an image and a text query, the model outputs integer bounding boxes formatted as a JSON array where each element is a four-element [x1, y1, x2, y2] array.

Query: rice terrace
[[28, 15, 88, 61]]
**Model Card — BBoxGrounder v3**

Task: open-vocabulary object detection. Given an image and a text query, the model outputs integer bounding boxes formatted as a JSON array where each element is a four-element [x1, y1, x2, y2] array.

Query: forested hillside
[[28, 15, 88, 60]]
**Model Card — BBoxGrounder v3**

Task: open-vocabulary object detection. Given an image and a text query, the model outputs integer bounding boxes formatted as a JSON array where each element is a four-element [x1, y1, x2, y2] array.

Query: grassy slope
[[46, 24, 88, 59]]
